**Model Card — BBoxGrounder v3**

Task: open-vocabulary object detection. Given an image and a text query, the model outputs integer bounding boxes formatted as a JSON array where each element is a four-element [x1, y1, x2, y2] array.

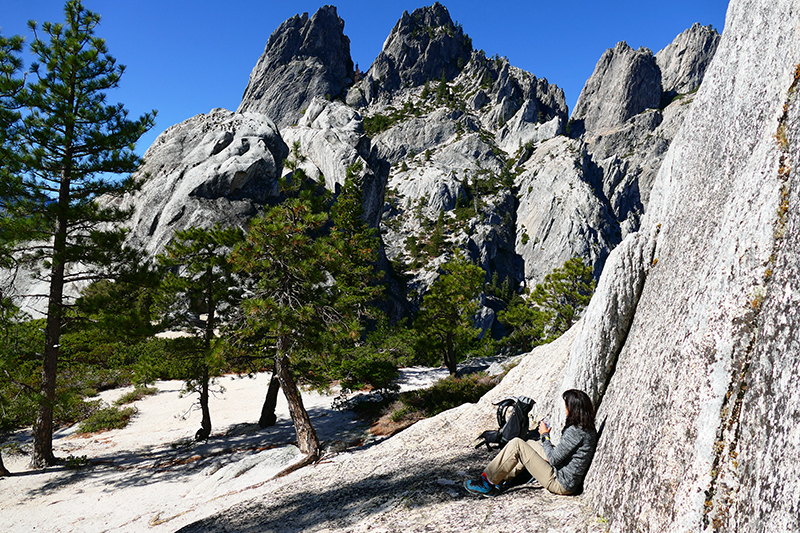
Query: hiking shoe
[[464, 477, 500, 497]]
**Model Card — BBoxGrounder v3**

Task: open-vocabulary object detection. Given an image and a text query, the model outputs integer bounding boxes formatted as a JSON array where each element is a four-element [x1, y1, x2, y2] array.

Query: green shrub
[[114, 386, 158, 406], [338, 355, 400, 394], [77, 405, 137, 434], [392, 373, 498, 420]]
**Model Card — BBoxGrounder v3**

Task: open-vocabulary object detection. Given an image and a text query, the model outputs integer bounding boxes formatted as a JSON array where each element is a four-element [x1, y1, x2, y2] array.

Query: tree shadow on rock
[[176, 447, 493, 533]]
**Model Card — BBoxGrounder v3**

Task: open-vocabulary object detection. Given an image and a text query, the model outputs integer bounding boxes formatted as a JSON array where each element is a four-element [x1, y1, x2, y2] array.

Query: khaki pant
[[485, 437, 571, 495]]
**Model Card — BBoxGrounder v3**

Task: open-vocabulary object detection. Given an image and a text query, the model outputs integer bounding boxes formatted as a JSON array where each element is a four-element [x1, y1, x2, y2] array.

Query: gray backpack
[[475, 396, 535, 450]]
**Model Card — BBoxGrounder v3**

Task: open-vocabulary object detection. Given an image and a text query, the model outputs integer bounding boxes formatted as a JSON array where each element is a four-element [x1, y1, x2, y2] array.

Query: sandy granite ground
[[0, 367, 449, 533]]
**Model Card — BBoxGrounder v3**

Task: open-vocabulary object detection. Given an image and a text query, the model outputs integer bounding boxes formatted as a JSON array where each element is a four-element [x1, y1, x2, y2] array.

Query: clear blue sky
[[1, 0, 729, 155]]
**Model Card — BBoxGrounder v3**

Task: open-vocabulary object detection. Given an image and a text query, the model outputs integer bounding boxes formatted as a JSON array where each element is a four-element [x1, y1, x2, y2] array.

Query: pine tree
[[415, 254, 485, 374], [230, 185, 332, 457], [530, 256, 595, 333], [2, 1, 155, 467], [230, 169, 382, 457], [499, 257, 596, 352], [0, 31, 25, 269], [157, 224, 243, 441]]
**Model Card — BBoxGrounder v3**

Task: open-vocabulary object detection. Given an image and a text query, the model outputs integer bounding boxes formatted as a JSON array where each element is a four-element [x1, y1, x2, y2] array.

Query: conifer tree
[[230, 168, 382, 457], [415, 253, 485, 374], [230, 181, 332, 457], [2, 1, 155, 467], [157, 224, 243, 440], [0, 31, 25, 269], [499, 257, 596, 351], [530, 256, 595, 332]]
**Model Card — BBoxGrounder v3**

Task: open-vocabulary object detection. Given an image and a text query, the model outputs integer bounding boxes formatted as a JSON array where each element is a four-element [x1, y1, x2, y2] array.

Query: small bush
[[77, 405, 137, 434], [114, 386, 158, 406], [339, 357, 399, 394], [399, 373, 497, 417]]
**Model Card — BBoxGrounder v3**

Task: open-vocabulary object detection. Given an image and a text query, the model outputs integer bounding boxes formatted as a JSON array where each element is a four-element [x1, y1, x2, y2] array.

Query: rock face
[[362, 45, 569, 306], [656, 22, 721, 98], [281, 98, 386, 228], [571, 42, 662, 134], [514, 137, 619, 284], [347, 3, 472, 106], [558, 0, 800, 530], [238, 6, 354, 128], [117, 109, 288, 258]]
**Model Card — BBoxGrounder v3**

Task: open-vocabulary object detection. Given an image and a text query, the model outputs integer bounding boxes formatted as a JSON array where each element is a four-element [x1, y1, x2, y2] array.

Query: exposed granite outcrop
[[583, 94, 697, 238], [571, 42, 662, 134], [347, 2, 472, 107], [656, 22, 721, 98], [176, 327, 606, 533], [514, 136, 619, 287], [116, 108, 287, 258], [238, 6, 354, 128], [112, 2, 800, 531], [572, 0, 800, 530]]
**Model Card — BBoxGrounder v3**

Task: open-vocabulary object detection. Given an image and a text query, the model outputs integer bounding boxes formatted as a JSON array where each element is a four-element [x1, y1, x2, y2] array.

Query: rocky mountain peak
[[570, 41, 662, 134], [347, 2, 472, 106], [656, 22, 721, 98], [237, 5, 354, 128]]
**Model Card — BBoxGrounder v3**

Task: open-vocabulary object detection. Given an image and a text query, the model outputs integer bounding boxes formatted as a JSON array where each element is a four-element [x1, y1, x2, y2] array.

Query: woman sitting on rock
[[465, 389, 598, 497]]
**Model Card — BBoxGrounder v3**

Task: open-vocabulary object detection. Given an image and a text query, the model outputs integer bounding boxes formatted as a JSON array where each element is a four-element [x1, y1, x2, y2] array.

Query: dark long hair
[[563, 389, 596, 432]]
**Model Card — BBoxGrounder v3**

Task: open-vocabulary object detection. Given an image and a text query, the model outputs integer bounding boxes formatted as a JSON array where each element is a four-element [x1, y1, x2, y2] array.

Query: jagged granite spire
[[347, 2, 472, 106], [656, 22, 721, 98], [570, 42, 662, 133], [237, 5, 354, 128]]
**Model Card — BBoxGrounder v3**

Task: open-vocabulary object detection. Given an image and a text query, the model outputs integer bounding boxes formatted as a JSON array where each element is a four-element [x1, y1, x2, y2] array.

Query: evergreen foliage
[[415, 254, 485, 374], [499, 257, 596, 352], [156, 223, 244, 440], [530, 256, 596, 332], [230, 166, 382, 456], [0, 0, 155, 467]]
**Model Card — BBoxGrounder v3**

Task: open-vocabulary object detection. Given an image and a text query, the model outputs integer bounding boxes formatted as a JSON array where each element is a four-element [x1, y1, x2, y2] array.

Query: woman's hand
[[538, 420, 550, 436]]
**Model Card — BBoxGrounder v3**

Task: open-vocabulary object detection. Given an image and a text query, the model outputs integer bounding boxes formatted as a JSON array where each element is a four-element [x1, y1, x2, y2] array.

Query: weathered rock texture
[[514, 136, 619, 285], [733, 62, 800, 531], [571, 42, 662, 133], [238, 6, 354, 128], [367, 47, 569, 305], [656, 22, 721, 98], [565, 0, 800, 530], [117, 109, 287, 258], [347, 2, 472, 107]]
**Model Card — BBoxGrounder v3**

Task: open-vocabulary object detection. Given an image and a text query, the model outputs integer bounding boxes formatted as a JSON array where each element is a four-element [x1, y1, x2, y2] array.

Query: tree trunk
[[274, 352, 320, 457], [0, 452, 10, 476], [197, 293, 215, 441], [445, 332, 457, 375], [196, 365, 212, 440], [259, 366, 281, 428], [32, 184, 70, 468], [32, 126, 74, 469]]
